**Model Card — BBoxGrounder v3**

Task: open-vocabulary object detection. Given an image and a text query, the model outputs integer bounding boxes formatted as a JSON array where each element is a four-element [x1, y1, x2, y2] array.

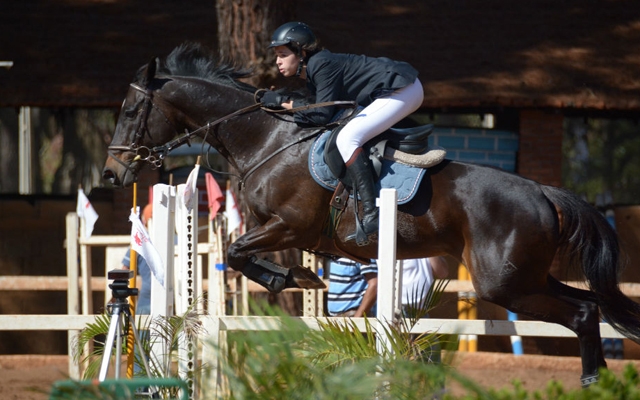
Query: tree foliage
[[563, 118, 640, 205]]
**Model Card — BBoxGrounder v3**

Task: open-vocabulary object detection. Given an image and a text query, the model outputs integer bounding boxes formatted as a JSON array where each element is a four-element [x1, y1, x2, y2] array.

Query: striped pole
[[457, 264, 476, 351], [508, 310, 524, 355], [457, 264, 469, 351], [126, 182, 138, 378], [467, 291, 478, 352]]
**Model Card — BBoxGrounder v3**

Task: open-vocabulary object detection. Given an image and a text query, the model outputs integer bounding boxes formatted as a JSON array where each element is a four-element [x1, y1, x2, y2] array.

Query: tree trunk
[[216, 0, 309, 314], [216, 0, 296, 87]]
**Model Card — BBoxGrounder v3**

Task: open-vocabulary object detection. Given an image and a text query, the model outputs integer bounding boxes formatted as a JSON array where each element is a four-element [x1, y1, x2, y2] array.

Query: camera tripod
[[98, 271, 153, 383]]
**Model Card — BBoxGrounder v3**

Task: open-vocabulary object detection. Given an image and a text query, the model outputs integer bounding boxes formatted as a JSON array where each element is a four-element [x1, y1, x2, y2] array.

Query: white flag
[[76, 188, 99, 237], [225, 188, 242, 235], [130, 209, 165, 287], [183, 163, 200, 212]]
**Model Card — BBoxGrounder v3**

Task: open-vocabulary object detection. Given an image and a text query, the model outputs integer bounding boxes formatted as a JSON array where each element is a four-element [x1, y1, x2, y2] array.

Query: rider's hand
[[260, 90, 289, 110]]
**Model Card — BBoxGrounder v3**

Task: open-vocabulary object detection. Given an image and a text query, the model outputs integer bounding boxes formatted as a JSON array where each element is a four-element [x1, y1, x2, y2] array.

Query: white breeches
[[336, 78, 424, 161]]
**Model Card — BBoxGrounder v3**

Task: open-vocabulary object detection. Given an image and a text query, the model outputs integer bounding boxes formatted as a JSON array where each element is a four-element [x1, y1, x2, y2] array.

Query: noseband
[[107, 83, 262, 172]]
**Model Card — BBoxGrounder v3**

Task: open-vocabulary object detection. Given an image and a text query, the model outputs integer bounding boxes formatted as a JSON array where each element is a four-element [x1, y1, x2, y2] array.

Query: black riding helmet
[[268, 22, 317, 51]]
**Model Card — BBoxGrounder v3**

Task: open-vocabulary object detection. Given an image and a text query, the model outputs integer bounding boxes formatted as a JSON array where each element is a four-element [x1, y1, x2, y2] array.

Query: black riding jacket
[[292, 49, 419, 127]]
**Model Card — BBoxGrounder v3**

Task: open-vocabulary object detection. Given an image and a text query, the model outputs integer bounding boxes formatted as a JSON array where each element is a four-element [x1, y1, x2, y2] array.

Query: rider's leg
[[337, 78, 423, 241], [336, 78, 424, 161], [345, 147, 379, 236]]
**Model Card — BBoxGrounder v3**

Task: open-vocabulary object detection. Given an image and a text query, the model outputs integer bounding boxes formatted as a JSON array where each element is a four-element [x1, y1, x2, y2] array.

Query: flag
[[205, 172, 224, 219], [225, 187, 242, 235], [130, 209, 165, 287], [76, 188, 99, 237], [183, 163, 200, 212]]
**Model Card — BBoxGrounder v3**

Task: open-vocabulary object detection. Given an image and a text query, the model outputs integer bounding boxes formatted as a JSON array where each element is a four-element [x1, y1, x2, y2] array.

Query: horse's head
[[103, 58, 178, 187], [104, 42, 284, 187]]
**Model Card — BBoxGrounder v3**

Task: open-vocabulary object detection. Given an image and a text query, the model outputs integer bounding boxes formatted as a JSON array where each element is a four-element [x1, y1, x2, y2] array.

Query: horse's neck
[[218, 116, 303, 174], [167, 78, 306, 175]]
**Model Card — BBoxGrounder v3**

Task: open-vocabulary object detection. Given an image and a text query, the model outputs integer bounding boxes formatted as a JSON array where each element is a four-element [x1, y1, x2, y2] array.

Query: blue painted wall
[[428, 127, 519, 173]]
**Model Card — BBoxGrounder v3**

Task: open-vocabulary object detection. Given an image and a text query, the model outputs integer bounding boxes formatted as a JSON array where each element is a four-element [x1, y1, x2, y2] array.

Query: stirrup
[[345, 219, 374, 246]]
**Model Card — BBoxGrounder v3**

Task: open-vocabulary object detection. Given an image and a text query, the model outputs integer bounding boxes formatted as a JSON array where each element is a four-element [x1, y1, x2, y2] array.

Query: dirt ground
[[2, 353, 639, 399]]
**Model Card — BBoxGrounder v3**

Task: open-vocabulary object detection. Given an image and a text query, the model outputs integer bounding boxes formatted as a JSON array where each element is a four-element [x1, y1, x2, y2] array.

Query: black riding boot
[[346, 148, 379, 243]]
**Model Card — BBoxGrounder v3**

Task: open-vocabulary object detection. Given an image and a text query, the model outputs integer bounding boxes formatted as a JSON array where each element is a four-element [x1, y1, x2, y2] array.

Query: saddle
[[309, 121, 446, 244], [323, 122, 439, 184]]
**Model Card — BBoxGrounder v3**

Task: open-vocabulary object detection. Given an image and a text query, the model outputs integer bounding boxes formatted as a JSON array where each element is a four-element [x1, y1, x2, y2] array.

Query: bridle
[[107, 83, 262, 172], [107, 82, 357, 179]]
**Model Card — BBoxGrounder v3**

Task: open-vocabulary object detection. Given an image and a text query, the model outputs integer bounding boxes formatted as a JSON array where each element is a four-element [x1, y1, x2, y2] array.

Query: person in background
[[327, 257, 378, 317], [401, 256, 449, 368], [401, 257, 448, 316]]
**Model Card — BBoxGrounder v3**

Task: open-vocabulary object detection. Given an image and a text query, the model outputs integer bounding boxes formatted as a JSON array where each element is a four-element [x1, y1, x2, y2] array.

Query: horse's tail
[[541, 185, 640, 343]]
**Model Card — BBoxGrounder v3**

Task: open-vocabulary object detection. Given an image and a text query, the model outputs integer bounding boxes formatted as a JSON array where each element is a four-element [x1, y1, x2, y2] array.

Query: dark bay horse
[[103, 44, 640, 386]]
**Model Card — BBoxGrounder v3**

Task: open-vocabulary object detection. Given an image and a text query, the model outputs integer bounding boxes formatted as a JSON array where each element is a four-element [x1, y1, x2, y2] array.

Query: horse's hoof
[[288, 265, 326, 289]]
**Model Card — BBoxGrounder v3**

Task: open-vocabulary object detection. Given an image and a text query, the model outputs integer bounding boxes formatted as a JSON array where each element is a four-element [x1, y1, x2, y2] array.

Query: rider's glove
[[260, 90, 289, 110]]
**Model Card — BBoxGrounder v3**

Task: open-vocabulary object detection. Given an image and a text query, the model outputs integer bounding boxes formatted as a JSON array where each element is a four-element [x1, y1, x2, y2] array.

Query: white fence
[[1, 186, 639, 391]]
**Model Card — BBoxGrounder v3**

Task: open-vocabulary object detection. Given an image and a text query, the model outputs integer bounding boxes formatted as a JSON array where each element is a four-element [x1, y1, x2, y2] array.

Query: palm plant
[[72, 302, 205, 398], [203, 277, 487, 399]]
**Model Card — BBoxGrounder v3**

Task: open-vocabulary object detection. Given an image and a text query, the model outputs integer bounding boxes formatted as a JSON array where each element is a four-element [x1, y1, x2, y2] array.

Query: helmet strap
[[295, 58, 304, 77], [295, 46, 306, 77]]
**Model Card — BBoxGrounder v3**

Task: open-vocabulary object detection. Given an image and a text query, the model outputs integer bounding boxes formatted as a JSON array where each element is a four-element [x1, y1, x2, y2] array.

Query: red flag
[[205, 172, 224, 219]]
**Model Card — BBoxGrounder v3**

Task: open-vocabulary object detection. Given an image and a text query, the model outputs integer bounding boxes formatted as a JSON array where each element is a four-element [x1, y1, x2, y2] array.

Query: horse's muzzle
[[102, 166, 120, 186], [102, 160, 137, 188]]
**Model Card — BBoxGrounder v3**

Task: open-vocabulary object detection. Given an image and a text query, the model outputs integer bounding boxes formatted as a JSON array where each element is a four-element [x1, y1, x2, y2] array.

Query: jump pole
[[176, 179, 199, 399], [149, 184, 176, 375], [376, 188, 403, 355], [208, 213, 226, 317], [126, 183, 138, 378], [457, 265, 477, 352]]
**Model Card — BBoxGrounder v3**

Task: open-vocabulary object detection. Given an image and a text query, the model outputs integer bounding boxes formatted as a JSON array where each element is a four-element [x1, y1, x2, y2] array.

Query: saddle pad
[[308, 130, 426, 204]]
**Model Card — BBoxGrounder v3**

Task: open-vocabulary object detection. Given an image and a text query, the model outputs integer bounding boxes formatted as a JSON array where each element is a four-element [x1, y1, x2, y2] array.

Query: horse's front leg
[[227, 217, 325, 293]]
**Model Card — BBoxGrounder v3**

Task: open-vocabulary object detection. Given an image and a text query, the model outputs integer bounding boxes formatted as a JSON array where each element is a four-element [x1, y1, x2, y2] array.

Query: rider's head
[[269, 22, 319, 77]]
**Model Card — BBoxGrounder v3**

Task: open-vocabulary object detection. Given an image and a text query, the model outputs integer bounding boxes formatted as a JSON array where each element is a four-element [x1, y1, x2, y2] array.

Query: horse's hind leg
[[486, 276, 606, 387], [546, 276, 606, 386]]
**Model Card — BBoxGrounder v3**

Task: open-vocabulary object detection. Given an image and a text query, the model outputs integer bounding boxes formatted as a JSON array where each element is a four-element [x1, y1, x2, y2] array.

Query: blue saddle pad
[[308, 130, 426, 204]]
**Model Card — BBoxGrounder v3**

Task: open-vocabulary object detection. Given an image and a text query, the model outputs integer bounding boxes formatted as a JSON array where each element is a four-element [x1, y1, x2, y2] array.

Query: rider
[[261, 21, 424, 243]]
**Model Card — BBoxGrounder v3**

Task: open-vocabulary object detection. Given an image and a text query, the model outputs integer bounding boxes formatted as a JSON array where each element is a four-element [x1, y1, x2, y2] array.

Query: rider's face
[[274, 45, 300, 78]]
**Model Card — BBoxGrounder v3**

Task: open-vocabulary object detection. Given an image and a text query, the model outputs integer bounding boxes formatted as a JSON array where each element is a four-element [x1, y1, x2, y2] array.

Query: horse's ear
[[141, 57, 158, 87]]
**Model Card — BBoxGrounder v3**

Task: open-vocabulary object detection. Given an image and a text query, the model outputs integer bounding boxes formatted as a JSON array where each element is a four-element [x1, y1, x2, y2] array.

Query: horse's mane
[[151, 42, 256, 92]]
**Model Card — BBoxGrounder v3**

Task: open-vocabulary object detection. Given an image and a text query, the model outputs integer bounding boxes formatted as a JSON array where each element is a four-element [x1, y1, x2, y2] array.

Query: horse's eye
[[124, 107, 137, 119]]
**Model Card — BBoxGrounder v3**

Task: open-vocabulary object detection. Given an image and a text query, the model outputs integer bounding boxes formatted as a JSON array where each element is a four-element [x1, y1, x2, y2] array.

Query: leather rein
[[107, 83, 356, 177]]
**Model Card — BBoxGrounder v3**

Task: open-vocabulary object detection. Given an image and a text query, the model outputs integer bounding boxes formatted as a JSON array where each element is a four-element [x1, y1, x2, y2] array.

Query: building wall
[[431, 127, 519, 171], [518, 109, 564, 187]]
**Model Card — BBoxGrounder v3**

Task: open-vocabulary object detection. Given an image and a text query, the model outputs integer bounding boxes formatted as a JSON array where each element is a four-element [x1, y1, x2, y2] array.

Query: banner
[[225, 187, 242, 235], [130, 209, 165, 287], [183, 163, 200, 212], [76, 188, 99, 237]]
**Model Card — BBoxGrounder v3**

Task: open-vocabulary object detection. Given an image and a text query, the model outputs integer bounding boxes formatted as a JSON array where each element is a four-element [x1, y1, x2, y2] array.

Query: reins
[[108, 83, 356, 178]]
